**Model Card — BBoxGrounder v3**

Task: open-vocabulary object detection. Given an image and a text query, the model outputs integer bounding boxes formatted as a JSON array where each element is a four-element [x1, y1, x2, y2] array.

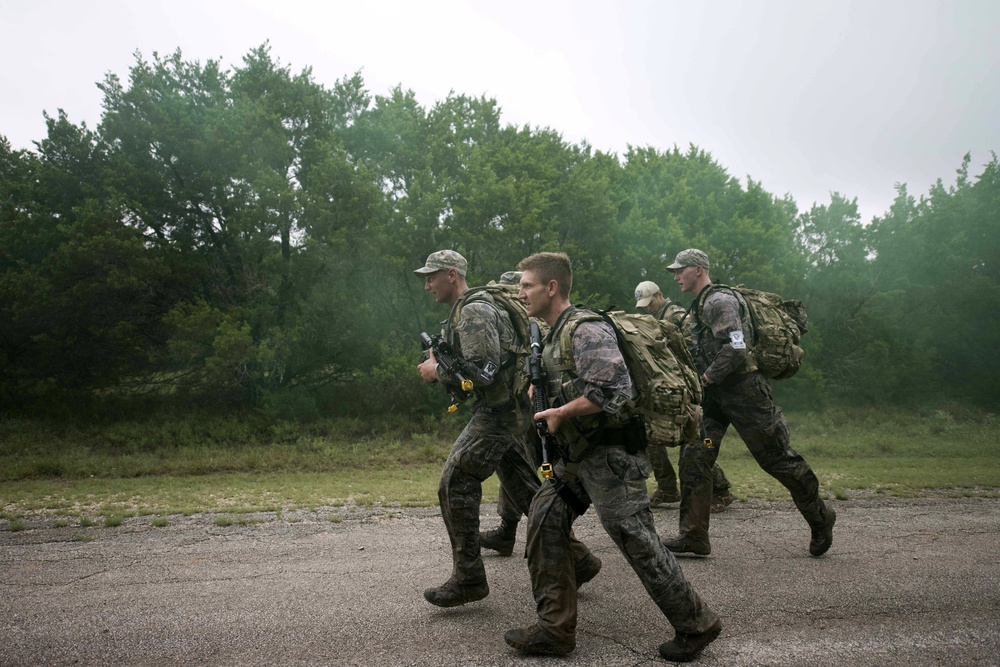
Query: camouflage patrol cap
[[634, 280, 660, 308], [498, 270, 522, 286], [414, 249, 468, 277], [666, 248, 710, 271]]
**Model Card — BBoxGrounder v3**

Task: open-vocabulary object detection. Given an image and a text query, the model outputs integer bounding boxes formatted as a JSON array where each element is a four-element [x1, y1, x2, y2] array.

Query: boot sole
[[423, 586, 489, 608], [504, 634, 575, 655], [482, 545, 514, 557], [659, 621, 722, 662], [663, 541, 711, 557]]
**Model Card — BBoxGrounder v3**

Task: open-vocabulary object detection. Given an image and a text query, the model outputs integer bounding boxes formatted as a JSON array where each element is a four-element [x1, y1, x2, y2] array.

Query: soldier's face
[[518, 270, 551, 318], [644, 293, 665, 315], [424, 270, 455, 304], [673, 266, 698, 294]]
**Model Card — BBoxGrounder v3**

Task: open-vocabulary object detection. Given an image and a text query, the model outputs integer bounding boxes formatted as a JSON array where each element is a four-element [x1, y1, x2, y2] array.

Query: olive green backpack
[[447, 284, 540, 430], [706, 284, 809, 380], [556, 308, 702, 447]]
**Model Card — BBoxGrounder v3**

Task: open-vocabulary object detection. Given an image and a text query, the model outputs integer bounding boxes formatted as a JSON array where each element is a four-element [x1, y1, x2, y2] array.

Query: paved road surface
[[2, 496, 998, 666]]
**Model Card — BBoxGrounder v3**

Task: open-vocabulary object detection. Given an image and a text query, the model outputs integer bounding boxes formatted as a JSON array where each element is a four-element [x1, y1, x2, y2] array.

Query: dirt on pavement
[[2, 495, 999, 666]]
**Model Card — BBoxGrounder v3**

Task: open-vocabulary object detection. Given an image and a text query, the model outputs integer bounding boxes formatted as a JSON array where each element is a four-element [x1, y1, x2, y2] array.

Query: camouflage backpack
[[447, 284, 537, 430], [556, 308, 702, 447], [706, 284, 809, 380]]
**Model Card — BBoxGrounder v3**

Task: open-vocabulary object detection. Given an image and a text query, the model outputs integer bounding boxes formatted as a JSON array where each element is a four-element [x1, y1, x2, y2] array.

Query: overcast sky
[[3, 0, 998, 224]]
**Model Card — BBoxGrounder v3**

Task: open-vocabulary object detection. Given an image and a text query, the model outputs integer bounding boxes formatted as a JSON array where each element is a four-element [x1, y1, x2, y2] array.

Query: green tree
[[0, 116, 180, 405], [95, 45, 383, 404]]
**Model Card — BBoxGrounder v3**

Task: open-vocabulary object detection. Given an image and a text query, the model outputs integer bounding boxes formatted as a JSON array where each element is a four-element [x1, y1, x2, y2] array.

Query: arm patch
[[606, 390, 630, 413], [729, 330, 746, 350]]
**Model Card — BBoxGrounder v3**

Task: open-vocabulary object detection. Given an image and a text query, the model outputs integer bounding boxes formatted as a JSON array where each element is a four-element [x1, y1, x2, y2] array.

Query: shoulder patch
[[729, 330, 746, 349]]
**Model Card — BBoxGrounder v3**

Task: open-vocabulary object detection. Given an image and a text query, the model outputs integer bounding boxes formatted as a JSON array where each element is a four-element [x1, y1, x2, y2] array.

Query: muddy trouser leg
[[439, 414, 522, 585], [712, 462, 732, 496], [647, 444, 678, 494], [676, 391, 727, 541], [723, 375, 827, 527], [494, 435, 541, 533], [495, 434, 539, 525], [496, 485, 521, 525], [525, 477, 580, 643], [498, 432, 592, 562], [586, 448, 719, 635]]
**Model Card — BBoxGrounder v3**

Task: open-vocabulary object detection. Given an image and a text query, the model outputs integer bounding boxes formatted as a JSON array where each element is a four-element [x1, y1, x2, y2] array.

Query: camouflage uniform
[[676, 285, 832, 551], [431, 293, 543, 590], [434, 290, 595, 596], [524, 308, 719, 644], [654, 301, 735, 511], [485, 272, 533, 544]]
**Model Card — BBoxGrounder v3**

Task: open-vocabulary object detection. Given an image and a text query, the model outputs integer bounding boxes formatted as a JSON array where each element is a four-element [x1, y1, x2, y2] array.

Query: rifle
[[420, 332, 474, 413], [527, 321, 554, 479]]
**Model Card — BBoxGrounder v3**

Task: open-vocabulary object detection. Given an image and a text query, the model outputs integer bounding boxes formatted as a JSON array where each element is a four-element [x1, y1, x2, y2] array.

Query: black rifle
[[527, 321, 554, 479], [420, 332, 474, 413], [526, 321, 589, 516]]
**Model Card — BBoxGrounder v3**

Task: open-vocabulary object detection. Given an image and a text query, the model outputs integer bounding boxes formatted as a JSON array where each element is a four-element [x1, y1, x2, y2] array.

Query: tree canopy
[[2, 45, 997, 415]]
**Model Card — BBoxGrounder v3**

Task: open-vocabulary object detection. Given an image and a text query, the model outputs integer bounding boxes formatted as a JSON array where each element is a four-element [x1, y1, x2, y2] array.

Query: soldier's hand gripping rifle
[[527, 321, 554, 479], [420, 332, 474, 412]]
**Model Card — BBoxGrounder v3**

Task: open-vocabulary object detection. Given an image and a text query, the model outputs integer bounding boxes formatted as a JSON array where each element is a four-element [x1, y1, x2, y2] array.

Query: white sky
[[2, 0, 998, 224]]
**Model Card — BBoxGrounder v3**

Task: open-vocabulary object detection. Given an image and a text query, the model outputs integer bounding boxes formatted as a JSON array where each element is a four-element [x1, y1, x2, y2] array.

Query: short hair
[[518, 252, 572, 298]]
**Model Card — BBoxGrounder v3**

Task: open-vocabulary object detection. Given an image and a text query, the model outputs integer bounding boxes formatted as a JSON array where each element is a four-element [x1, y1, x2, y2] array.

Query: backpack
[[558, 308, 702, 447], [707, 284, 809, 380], [448, 284, 537, 429]]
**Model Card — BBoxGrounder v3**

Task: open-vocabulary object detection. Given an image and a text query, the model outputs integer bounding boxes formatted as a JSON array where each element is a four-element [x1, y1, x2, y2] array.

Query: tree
[[94, 45, 384, 403]]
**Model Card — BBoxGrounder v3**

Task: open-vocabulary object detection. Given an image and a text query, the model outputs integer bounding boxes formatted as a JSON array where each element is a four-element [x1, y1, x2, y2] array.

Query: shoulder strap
[[547, 306, 603, 372], [446, 286, 499, 344]]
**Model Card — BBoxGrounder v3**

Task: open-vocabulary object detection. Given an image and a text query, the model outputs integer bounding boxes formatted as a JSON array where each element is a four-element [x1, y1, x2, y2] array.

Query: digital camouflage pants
[[437, 409, 541, 585], [648, 444, 732, 497], [496, 429, 540, 525], [676, 373, 829, 543], [525, 446, 719, 643]]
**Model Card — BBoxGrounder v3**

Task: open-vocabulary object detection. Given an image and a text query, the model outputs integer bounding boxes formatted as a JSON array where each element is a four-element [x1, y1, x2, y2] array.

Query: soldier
[[479, 270, 530, 556], [416, 251, 600, 607], [504, 252, 721, 662], [661, 249, 836, 558], [634, 280, 735, 513]]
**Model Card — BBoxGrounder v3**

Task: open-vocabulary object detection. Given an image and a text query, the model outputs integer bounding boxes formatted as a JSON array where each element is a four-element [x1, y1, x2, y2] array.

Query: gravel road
[[2, 496, 998, 666]]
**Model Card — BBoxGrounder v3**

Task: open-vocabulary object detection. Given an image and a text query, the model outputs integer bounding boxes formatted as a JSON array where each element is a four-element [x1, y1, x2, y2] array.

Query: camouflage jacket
[[438, 290, 517, 412], [689, 285, 757, 383], [656, 299, 687, 328], [542, 307, 637, 450]]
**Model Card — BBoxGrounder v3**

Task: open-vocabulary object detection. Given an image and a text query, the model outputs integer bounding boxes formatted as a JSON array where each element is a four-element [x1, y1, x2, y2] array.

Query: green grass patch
[[0, 405, 997, 520]]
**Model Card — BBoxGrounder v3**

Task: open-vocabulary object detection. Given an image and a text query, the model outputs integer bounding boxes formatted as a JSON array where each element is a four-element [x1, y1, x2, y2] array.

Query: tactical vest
[[542, 307, 636, 459], [443, 288, 524, 423]]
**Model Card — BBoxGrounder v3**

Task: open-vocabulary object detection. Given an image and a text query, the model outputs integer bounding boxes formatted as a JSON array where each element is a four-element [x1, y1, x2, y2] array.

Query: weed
[[151, 517, 169, 528], [237, 515, 264, 526], [215, 515, 234, 527], [104, 515, 124, 528]]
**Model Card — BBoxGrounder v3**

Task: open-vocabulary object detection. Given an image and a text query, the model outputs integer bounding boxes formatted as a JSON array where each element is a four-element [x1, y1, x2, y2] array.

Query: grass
[[1, 404, 998, 529]]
